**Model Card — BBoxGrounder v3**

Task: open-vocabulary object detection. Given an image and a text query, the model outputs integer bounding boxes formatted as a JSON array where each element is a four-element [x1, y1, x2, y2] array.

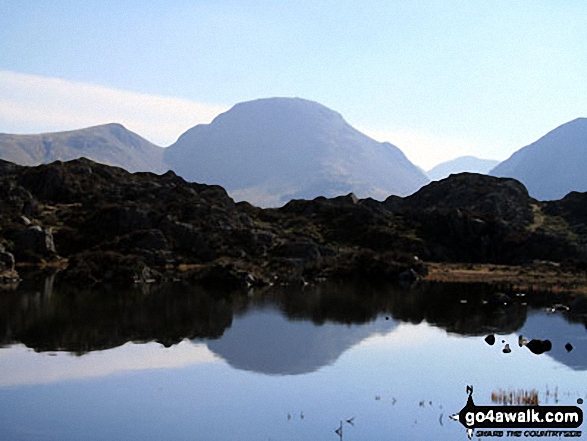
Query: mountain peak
[[0, 124, 166, 173], [563, 117, 587, 126], [491, 117, 587, 200], [231, 96, 338, 111], [427, 156, 500, 181], [201, 97, 346, 139], [100, 122, 128, 132], [166, 98, 428, 207], [229, 97, 342, 115]]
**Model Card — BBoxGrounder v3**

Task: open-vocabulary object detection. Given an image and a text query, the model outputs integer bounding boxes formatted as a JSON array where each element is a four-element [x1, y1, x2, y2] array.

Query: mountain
[[0, 123, 167, 173], [427, 156, 499, 181], [164, 97, 429, 207], [206, 308, 393, 375], [490, 118, 587, 200]]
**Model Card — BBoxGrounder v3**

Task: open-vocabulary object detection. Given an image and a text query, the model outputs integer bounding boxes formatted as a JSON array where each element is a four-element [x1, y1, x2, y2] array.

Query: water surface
[[0, 278, 586, 440]]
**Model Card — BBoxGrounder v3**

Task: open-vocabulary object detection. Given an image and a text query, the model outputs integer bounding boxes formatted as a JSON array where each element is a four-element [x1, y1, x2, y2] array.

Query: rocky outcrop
[[0, 248, 14, 272], [9, 225, 56, 260], [62, 250, 161, 285], [0, 243, 18, 282], [381, 173, 585, 263], [0, 159, 425, 285], [1, 159, 586, 286], [544, 192, 587, 241], [395, 172, 535, 225]]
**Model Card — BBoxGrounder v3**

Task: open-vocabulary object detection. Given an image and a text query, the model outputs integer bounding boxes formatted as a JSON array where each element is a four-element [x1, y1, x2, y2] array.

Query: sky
[[0, 1, 586, 170]]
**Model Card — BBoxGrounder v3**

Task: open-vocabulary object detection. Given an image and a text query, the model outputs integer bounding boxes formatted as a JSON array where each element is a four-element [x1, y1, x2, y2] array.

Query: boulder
[[401, 173, 535, 225], [525, 339, 552, 355], [10, 226, 56, 260], [0, 242, 19, 282], [0, 245, 15, 273], [134, 229, 168, 251], [274, 240, 322, 261], [62, 250, 159, 286]]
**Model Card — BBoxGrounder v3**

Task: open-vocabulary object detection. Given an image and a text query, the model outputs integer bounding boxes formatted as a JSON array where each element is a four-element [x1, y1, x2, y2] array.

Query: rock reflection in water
[[0, 278, 236, 353], [0, 276, 586, 373]]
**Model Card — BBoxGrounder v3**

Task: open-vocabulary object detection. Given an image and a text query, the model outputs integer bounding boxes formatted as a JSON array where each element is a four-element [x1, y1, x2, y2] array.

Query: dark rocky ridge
[[1, 158, 586, 285]]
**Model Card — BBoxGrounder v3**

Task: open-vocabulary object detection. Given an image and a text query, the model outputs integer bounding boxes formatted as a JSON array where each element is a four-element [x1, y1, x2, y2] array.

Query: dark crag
[[0, 158, 586, 286], [0, 158, 422, 286]]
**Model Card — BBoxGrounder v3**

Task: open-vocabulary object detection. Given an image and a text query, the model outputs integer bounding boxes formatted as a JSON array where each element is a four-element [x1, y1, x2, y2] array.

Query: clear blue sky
[[1, 0, 586, 168]]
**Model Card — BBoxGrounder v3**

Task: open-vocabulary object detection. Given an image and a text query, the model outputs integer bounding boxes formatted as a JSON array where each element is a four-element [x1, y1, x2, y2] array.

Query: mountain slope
[[491, 118, 587, 200], [165, 97, 429, 207], [0, 123, 167, 173], [206, 308, 392, 375], [427, 156, 499, 181]]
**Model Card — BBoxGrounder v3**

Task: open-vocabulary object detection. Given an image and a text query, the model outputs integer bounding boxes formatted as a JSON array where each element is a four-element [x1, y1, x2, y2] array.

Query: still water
[[0, 277, 586, 440]]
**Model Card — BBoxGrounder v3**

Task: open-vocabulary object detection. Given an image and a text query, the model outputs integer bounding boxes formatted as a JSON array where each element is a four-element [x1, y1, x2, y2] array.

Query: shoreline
[[425, 262, 587, 294], [5, 260, 587, 296]]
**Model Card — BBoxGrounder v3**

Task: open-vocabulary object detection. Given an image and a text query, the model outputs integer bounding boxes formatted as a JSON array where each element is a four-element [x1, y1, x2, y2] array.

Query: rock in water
[[525, 339, 552, 355]]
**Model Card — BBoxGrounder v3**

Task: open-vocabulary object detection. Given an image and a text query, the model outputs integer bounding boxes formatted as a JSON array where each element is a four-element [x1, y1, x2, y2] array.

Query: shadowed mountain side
[[491, 118, 587, 200], [0, 123, 167, 173], [165, 98, 429, 207]]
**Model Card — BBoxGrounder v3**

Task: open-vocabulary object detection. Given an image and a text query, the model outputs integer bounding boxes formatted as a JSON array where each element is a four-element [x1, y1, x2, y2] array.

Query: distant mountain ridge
[[491, 118, 587, 200], [0, 98, 429, 207], [164, 97, 429, 207], [4, 99, 584, 206], [0, 123, 167, 173], [427, 156, 499, 181]]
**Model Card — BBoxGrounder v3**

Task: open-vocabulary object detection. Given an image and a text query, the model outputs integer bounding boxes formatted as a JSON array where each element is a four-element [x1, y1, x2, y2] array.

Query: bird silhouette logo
[[450, 385, 475, 439]]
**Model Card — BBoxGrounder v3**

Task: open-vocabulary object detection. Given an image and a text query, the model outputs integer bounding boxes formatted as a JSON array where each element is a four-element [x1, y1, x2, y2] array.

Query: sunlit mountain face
[[165, 97, 429, 207]]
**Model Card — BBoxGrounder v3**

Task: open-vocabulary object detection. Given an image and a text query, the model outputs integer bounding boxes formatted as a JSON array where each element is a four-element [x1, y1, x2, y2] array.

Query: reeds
[[491, 388, 539, 406]]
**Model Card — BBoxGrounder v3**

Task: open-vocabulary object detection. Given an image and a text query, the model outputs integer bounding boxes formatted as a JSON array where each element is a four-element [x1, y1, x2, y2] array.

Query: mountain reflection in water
[[1, 276, 586, 373], [206, 308, 394, 375], [1, 277, 587, 441]]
